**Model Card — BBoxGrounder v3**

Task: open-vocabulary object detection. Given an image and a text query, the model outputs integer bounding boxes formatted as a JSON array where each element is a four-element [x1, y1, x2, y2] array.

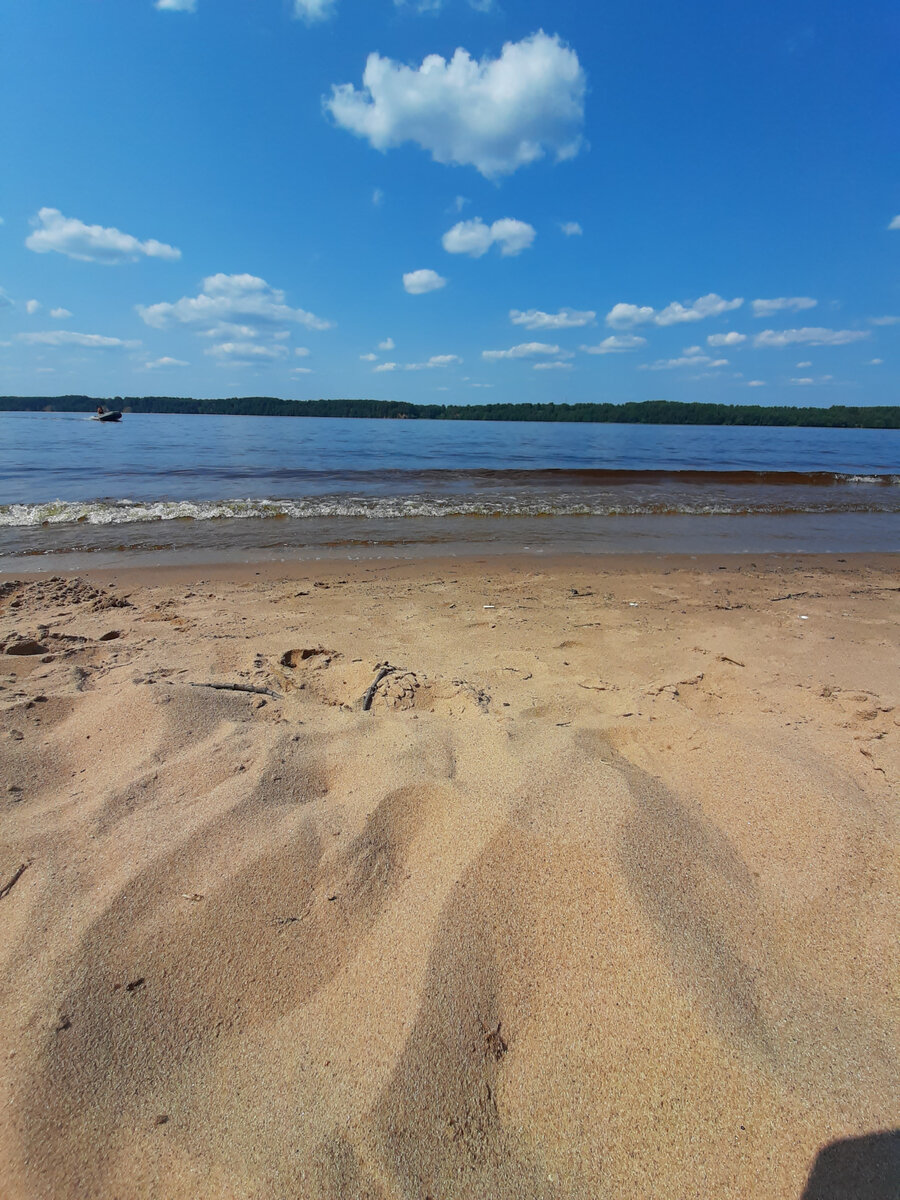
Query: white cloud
[[796, 360, 812, 368], [707, 331, 746, 347], [294, 0, 337, 22], [747, 380, 766, 387], [869, 315, 900, 326], [888, 215, 900, 230], [425, 353, 460, 366], [442, 217, 535, 258], [25, 300, 40, 315], [655, 294, 743, 326], [751, 296, 817, 318], [482, 342, 561, 360], [868, 358, 884, 365], [641, 354, 728, 370], [374, 361, 397, 372], [450, 195, 469, 213], [156, 0, 196, 10], [138, 274, 332, 334], [580, 335, 646, 354], [606, 294, 743, 329], [145, 356, 189, 368], [511, 307, 594, 330], [372, 187, 384, 207], [325, 31, 585, 179], [790, 377, 815, 385], [206, 341, 290, 361], [50, 307, 72, 319], [291, 366, 314, 375], [16, 330, 140, 349], [754, 327, 869, 347], [533, 361, 572, 370], [378, 337, 395, 350], [683, 345, 704, 356], [360, 352, 378, 361], [26, 207, 181, 264], [560, 221, 582, 237], [403, 269, 446, 294], [294, 346, 310, 357], [0, 288, 13, 310]]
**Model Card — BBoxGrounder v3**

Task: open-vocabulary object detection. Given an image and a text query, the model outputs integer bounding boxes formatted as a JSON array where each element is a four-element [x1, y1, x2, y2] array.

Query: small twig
[[718, 655, 746, 668], [0, 861, 30, 900], [360, 665, 399, 711], [189, 682, 280, 699]]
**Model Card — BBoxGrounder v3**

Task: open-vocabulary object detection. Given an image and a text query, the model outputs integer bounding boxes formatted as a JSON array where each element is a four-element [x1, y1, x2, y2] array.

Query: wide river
[[1, 412, 897, 567]]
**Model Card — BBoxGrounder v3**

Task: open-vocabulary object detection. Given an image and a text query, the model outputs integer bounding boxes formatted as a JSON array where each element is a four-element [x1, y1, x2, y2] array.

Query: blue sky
[[1, 0, 898, 405]]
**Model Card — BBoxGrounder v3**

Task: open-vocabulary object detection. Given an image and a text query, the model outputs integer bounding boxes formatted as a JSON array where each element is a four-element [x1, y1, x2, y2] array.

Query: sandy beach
[[0, 553, 897, 1199]]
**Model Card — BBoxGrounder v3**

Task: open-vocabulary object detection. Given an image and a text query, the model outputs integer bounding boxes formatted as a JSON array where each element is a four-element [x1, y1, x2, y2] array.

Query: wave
[[3, 489, 900, 528]]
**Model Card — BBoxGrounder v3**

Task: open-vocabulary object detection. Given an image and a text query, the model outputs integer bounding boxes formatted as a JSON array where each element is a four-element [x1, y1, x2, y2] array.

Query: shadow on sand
[[800, 1130, 899, 1199]]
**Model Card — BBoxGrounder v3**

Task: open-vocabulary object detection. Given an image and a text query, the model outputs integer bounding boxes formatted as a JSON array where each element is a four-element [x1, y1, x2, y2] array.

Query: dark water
[[1, 412, 897, 566]]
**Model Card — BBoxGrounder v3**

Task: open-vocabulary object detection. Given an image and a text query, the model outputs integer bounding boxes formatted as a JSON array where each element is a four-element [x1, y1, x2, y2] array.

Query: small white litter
[[799, 615, 808, 620], [483, 605, 495, 609]]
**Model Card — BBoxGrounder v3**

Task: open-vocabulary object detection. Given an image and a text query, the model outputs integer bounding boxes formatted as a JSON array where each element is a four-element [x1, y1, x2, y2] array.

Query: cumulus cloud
[[510, 307, 594, 330], [482, 342, 561, 360], [374, 361, 397, 372], [26, 208, 181, 264], [145, 356, 189, 368], [403, 269, 446, 294], [424, 353, 460, 365], [560, 221, 582, 237], [25, 300, 40, 315], [640, 354, 729, 371], [751, 296, 817, 318], [294, 0, 337, 21], [747, 380, 766, 387], [580, 335, 646, 354], [796, 361, 812, 368], [888, 215, 900, 230], [138, 274, 332, 337], [533, 361, 572, 370], [443, 217, 535, 258], [325, 31, 586, 179], [868, 358, 884, 365], [869, 315, 900, 326], [606, 294, 743, 329], [360, 352, 378, 361], [16, 330, 140, 349], [205, 341, 290, 362], [156, 0, 196, 10], [790, 377, 815, 385], [707, 331, 746, 347], [50, 307, 72, 319], [753, 327, 869, 348], [378, 337, 395, 350]]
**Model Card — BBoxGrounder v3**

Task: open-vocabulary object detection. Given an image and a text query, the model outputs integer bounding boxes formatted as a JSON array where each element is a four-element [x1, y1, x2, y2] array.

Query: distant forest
[[2, 395, 898, 428]]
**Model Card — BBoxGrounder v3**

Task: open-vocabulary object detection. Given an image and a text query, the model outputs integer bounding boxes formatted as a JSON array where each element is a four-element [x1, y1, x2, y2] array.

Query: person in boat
[[96, 405, 105, 416]]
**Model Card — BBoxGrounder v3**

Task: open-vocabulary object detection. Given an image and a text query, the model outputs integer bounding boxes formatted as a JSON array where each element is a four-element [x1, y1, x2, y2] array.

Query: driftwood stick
[[189, 682, 281, 699], [0, 861, 30, 900], [360, 666, 397, 712]]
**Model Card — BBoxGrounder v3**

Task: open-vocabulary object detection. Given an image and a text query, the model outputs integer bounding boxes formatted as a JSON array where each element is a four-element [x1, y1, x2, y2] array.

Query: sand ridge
[[0, 556, 897, 1198]]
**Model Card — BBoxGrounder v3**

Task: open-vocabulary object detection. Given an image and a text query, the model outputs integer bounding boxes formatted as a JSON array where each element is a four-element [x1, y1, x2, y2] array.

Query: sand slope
[[0, 557, 897, 1198]]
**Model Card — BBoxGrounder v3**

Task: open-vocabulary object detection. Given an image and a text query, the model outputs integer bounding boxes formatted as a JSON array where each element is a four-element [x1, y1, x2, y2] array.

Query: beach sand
[[0, 554, 897, 1199]]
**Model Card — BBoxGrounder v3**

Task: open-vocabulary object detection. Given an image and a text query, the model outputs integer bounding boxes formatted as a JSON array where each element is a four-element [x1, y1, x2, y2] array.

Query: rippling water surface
[[1, 412, 897, 565]]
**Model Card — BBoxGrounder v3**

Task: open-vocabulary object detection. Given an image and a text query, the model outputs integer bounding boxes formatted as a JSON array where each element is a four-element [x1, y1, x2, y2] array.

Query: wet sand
[[0, 554, 897, 1198]]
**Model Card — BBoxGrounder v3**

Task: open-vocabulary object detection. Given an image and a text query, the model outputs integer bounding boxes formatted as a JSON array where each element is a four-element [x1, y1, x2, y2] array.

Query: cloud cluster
[[138, 273, 331, 335], [707, 331, 746, 347], [482, 342, 562, 360], [753, 327, 869, 348], [155, 0, 196, 10], [751, 296, 817, 318], [580, 335, 646, 354], [606, 294, 743, 329], [294, 0, 338, 20], [402, 269, 446, 294], [443, 218, 535, 258], [640, 353, 729, 371], [373, 354, 460, 372], [17, 330, 140, 349], [325, 32, 585, 178], [510, 307, 594, 330], [145, 356, 189, 368], [26, 208, 181, 264]]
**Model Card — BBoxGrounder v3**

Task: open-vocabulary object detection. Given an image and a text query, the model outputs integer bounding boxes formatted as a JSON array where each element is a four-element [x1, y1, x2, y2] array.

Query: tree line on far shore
[[1, 394, 898, 429]]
